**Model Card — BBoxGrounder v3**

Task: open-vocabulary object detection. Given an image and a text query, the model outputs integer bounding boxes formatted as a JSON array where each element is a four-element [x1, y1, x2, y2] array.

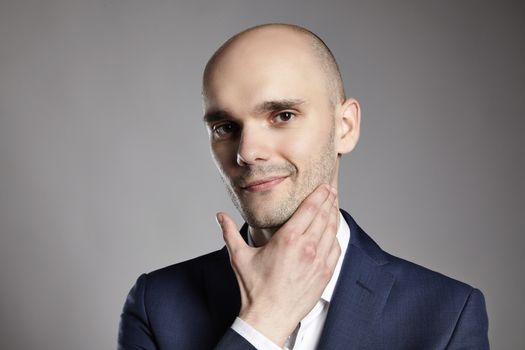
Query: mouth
[[240, 176, 289, 193]]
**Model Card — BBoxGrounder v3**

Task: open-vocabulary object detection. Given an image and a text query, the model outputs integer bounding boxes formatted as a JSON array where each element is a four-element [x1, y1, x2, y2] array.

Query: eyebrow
[[202, 109, 232, 124], [203, 98, 306, 124], [254, 98, 306, 115]]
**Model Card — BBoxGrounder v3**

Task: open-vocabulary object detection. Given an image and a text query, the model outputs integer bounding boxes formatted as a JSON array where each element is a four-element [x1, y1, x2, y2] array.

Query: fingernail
[[215, 213, 224, 227]]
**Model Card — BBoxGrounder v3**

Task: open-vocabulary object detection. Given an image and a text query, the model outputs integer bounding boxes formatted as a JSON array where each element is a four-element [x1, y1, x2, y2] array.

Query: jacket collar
[[317, 209, 395, 349]]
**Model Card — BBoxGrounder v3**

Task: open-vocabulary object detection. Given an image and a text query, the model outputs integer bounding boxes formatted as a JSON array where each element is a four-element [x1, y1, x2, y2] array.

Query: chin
[[244, 215, 288, 229], [239, 202, 297, 229]]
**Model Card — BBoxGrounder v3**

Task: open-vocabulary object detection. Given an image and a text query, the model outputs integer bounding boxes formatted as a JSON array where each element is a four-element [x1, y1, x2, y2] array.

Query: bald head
[[202, 23, 346, 107]]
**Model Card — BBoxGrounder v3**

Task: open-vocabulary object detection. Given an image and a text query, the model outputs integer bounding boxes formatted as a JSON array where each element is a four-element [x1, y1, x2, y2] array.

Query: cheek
[[281, 120, 333, 157], [279, 136, 311, 161], [276, 129, 322, 169]]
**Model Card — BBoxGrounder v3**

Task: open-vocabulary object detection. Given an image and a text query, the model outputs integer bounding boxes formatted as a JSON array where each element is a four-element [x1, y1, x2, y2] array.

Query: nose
[[236, 124, 270, 166]]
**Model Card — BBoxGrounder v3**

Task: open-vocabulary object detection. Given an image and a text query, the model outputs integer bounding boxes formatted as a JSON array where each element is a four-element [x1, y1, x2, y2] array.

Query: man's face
[[203, 30, 339, 228]]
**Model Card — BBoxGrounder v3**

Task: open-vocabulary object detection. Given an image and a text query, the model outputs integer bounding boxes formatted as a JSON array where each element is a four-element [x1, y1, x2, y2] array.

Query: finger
[[316, 200, 339, 257], [302, 189, 336, 242], [216, 212, 247, 257], [279, 184, 333, 237]]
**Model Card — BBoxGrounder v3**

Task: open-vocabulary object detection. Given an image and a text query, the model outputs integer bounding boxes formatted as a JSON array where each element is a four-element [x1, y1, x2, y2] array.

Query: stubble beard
[[223, 126, 337, 229]]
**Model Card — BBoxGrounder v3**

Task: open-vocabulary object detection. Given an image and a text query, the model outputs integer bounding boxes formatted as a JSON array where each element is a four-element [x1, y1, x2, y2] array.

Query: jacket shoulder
[[139, 247, 230, 299], [147, 247, 228, 278], [342, 209, 477, 297], [385, 252, 475, 295]]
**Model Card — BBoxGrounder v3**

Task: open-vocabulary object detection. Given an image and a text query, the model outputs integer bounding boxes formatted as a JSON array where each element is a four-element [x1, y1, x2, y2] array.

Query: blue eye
[[273, 112, 295, 123]]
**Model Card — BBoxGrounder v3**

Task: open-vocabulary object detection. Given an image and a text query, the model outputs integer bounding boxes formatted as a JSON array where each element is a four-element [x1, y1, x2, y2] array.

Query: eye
[[273, 111, 296, 123], [212, 122, 238, 139]]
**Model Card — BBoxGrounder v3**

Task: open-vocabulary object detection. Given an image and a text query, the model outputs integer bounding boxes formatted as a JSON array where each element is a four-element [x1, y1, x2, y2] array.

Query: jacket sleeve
[[214, 328, 258, 350], [118, 274, 257, 350], [446, 288, 490, 349]]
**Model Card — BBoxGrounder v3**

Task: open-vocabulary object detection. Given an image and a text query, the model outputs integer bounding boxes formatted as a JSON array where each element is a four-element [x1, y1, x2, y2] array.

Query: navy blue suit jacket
[[118, 210, 489, 349]]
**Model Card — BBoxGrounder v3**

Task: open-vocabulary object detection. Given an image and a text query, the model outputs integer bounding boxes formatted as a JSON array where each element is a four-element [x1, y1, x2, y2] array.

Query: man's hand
[[216, 184, 341, 347]]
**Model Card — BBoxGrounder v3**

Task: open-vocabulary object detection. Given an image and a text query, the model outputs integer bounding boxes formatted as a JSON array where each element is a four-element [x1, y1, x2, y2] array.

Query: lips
[[240, 176, 288, 193]]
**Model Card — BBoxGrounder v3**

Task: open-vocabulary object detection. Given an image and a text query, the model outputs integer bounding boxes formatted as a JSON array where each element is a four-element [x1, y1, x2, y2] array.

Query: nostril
[[236, 153, 248, 166]]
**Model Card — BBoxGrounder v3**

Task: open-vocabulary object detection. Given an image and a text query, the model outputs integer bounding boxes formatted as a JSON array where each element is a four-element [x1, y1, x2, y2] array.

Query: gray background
[[0, 0, 523, 349]]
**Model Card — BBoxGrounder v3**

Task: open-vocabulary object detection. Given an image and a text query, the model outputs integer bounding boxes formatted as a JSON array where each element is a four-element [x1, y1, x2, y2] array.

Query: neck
[[247, 226, 277, 247]]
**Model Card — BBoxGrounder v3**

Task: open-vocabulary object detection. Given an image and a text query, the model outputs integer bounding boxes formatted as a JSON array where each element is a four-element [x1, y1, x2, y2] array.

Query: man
[[118, 23, 489, 349]]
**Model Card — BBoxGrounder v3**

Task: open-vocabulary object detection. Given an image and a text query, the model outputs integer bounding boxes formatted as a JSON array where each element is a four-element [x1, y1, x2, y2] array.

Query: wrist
[[239, 308, 297, 347]]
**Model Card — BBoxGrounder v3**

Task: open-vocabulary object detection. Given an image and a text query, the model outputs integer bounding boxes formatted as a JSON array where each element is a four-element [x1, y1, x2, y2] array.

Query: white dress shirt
[[231, 212, 350, 350]]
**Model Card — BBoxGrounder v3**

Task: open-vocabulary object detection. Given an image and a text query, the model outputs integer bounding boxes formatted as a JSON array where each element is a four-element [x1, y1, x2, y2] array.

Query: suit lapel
[[317, 210, 395, 350]]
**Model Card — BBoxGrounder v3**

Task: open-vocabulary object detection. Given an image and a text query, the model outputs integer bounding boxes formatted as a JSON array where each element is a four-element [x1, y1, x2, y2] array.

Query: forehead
[[204, 29, 330, 112]]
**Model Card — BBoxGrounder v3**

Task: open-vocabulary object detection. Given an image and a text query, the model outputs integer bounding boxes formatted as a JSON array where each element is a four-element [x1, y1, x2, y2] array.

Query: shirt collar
[[321, 211, 350, 303]]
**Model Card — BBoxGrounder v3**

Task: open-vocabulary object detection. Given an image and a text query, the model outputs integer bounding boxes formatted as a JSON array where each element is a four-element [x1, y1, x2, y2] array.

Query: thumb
[[216, 212, 246, 256]]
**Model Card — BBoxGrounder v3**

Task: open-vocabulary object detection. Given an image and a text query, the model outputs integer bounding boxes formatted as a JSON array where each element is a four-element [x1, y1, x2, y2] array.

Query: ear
[[335, 98, 361, 155]]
